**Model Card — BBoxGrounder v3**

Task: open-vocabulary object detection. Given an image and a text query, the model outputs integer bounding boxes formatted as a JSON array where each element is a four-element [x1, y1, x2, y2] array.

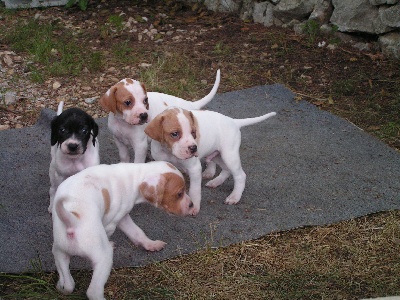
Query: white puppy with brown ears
[[48, 101, 99, 213], [98, 70, 220, 164], [145, 107, 276, 215], [52, 161, 194, 300]]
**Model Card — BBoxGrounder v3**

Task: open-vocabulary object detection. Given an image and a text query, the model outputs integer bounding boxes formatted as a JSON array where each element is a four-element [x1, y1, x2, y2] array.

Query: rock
[[379, 31, 400, 59], [309, 0, 333, 23], [0, 125, 10, 130], [52, 81, 61, 90], [3, 54, 13, 67], [274, 0, 318, 23], [379, 4, 400, 28], [253, 1, 274, 27], [4, 91, 17, 105], [330, 0, 392, 34], [84, 97, 98, 104]]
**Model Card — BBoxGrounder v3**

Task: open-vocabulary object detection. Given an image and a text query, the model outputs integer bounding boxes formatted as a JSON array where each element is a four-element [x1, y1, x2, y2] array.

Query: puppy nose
[[68, 143, 78, 152], [188, 145, 197, 154], [139, 112, 148, 122]]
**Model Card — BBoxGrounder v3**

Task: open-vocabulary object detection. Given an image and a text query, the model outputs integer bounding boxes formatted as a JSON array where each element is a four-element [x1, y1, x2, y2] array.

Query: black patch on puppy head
[[50, 108, 99, 153]]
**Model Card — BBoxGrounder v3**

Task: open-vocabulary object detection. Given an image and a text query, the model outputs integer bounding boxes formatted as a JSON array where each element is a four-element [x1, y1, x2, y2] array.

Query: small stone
[[84, 96, 98, 104], [5, 91, 17, 105], [0, 124, 10, 130], [53, 81, 61, 90]]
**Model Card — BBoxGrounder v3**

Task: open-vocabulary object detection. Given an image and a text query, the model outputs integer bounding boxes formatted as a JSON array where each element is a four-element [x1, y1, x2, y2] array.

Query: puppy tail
[[57, 101, 64, 116], [234, 112, 276, 128], [56, 198, 79, 233], [191, 69, 220, 109]]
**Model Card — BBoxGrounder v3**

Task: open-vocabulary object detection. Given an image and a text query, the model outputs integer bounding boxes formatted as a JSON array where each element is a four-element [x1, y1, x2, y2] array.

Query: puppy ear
[[99, 86, 117, 113], [50, 116, 59, 146], [139, 174, 166, 205], [188, 111, 199, 141], [144, 114, 164, 142], [91, 119, 99, 147]]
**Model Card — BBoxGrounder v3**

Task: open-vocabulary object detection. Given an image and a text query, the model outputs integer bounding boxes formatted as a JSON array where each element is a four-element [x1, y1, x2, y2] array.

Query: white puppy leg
[[208, 152, 246, 205], [113, 137, 130, 163], [187, 160, 203, 215], [202, 161, 217, 179], [205, 169, 231, 188], [86, 241, 113, 300], [132, 138, 148, 163], [117, 214, 166, 251], [53, 248, 75, 295]]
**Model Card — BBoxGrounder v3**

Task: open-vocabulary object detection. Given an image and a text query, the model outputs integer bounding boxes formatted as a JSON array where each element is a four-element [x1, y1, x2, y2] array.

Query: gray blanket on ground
[[1, 84, 399, 273]]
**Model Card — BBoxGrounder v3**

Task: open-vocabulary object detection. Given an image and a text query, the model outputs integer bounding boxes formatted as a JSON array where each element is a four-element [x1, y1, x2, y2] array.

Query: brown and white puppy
[[98, 70, 220, 164], [52, 161, 194, 300], [48, 101, 99, 213], [145, 107, 276, 215]]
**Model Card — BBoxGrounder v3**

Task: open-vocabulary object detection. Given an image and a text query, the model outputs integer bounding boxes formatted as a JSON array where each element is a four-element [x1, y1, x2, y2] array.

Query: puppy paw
[[205, 178, 223, 188], [56, 280, 75, 295], [224, 194, 241, 205], [202, 169, 215, 179], [144, 240, 166, 252]]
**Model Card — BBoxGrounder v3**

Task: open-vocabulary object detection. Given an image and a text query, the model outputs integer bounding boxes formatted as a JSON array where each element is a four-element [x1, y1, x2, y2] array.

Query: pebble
[[85, 97, 98, 104], [5, 91, 17, 105]]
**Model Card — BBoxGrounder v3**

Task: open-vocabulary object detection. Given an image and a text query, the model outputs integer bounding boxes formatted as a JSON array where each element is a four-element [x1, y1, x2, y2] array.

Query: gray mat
[[1, 84, 399, 273]]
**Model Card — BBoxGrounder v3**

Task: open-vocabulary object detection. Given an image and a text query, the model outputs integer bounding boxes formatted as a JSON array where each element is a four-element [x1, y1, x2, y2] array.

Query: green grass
[[4, 19, 105, 80]]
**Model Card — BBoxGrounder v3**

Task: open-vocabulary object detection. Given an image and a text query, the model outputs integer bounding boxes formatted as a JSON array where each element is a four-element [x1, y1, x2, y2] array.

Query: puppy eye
[[59, 128, 66, 134], [81, 128, 88, 134], [143, 97, 148, 105], [170, 132, 180, 139], [177, 191, 184, 199], [124, 100, 132, 106]]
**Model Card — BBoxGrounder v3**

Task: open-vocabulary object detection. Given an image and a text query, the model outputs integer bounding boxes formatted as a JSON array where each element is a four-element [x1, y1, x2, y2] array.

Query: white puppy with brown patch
[[52, 161, 194, 300], [99, 70, 220, 164], [145, 107, 276, 215]]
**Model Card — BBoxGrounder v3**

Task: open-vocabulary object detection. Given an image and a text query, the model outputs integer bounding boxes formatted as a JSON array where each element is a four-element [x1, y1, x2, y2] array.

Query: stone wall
[[185, 0, 400, 59]]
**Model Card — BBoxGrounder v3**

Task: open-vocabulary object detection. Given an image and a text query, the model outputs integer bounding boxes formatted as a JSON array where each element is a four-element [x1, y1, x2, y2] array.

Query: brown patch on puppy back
[[102, 188, 111, 214]]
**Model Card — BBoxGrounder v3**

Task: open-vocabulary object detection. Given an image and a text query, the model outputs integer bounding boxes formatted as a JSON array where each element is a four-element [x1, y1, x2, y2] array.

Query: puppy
[[48, 101, 99, 213], [98, 70, 220, 164], [145, 107, 276, 215], [52, 161, 194, 300]]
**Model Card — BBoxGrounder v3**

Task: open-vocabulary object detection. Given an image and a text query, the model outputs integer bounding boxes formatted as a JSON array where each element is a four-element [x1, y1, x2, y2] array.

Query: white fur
[[149, 108, 276, 214], [52, 161, 193, 300]]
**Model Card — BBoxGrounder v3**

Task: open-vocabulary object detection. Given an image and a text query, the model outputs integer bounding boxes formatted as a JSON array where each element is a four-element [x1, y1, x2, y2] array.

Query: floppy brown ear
[[99, 86, 117, 113], [188, 111, 200, 141], [139, 174, 166, 205], [144, 114, 164, 142]]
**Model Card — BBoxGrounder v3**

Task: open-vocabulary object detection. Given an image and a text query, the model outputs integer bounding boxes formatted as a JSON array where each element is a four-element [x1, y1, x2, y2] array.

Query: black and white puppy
[[48, 101, 100, 213]]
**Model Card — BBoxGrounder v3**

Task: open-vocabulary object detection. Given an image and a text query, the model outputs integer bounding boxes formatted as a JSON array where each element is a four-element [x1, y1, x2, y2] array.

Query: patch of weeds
[[5, 19, 104, 79], [112, 40, 135, 64], [331, 79, 357, 97], [66, 0, 89, 11], [302, 19, 320, 45], [213, 41, 231, 55], [87, 51, 104, 72], [108, 14, 125, 31], [377, 121, 400, 141]]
